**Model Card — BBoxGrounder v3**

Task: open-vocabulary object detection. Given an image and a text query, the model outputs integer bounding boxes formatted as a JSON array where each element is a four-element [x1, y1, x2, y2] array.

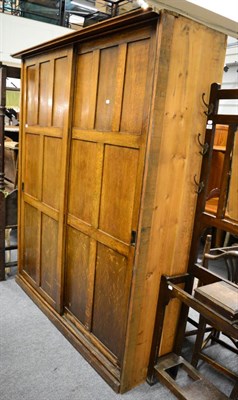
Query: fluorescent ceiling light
[[71, 1, 97, 12]]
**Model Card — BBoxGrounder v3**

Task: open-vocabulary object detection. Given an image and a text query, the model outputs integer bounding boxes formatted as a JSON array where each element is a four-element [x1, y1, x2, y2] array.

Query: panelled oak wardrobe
[[14, 9, 226, 393]]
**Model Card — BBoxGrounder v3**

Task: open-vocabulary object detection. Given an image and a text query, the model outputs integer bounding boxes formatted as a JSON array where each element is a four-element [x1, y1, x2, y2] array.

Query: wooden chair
[[191, 239, 238, 383], [147, 259, 238, 399], [187, 234, 238, 332]]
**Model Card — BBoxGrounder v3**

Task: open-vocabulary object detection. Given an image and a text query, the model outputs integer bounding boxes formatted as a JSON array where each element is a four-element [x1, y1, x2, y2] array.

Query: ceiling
[[1, 0, 142, 29], [1, 0, 238, 35]]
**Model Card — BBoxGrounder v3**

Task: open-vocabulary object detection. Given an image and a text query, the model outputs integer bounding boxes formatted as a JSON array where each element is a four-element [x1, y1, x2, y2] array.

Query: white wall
[[186, 0, 238, 24], [0, 13, 73, 67], [150, 0, 238, 38], [219, 37, 238, 114], [225, 37, 238, 66]]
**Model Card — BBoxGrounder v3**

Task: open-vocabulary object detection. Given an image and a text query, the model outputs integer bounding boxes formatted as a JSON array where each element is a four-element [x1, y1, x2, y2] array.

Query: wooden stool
[[191, 281, 238, 382]]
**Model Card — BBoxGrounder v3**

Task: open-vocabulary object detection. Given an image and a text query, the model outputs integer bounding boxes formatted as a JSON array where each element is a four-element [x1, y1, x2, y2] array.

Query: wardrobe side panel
[[121, 13, 227, 392], [153, 17, 227, 356]]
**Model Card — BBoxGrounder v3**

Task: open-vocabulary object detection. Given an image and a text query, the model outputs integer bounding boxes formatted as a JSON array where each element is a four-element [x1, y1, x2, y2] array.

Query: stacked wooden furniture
[[0, 65, 20, 280], [147, 85, 238, 399], [13, 9, 227, 393]]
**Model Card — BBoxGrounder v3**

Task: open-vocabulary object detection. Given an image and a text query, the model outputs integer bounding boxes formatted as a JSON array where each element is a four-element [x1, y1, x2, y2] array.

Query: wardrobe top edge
[[12, 8, 162, 60]]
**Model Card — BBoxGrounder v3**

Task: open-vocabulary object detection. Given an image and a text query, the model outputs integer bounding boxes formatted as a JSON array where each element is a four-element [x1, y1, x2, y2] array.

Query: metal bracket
[[197, 133, 209, 156], [193, 175, 205, 194], [202, 93, 214, 116]]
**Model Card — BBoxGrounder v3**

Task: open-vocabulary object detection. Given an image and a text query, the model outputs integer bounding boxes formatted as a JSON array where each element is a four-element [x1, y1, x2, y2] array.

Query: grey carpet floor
[[0, 276, 237, 399], [0, 277, 176, 400]]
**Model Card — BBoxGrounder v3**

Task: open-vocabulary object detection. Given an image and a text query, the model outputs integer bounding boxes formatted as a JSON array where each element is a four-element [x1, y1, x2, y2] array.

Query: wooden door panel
[[92, 243, 132, 362], [39, 61, 51, 126], [95, 46, 118, 131], [64, 226, 91, 325], [23, 202, 40, 283], [41, 214, 58, 302], [42, 136, 62, 210], [24, 133, 41, 199], [26, 64, 38, 126], [68, 140, 103, 226], [99, 145, 139, 243], [53, 56, 70, 128], [73, 51, 97, 130], [120, 39, 150, 134]]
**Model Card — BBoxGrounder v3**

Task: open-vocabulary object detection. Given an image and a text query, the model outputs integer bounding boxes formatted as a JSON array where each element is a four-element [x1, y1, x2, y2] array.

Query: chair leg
[[191, 315, 207, 368], [210, 329, 220, 345]]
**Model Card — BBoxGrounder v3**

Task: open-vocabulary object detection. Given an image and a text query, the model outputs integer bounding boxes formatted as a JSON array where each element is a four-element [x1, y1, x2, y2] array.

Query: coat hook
[[202, 93, 209, 108], [193, 174, 205, 194], [197, 133, 209, 155], [202, 93, 214, 116]]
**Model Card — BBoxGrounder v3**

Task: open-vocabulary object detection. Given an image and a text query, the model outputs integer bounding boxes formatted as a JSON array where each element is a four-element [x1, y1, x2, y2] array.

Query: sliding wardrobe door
[[20, 47, 73, 312], [64, 26, 155, 364]]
